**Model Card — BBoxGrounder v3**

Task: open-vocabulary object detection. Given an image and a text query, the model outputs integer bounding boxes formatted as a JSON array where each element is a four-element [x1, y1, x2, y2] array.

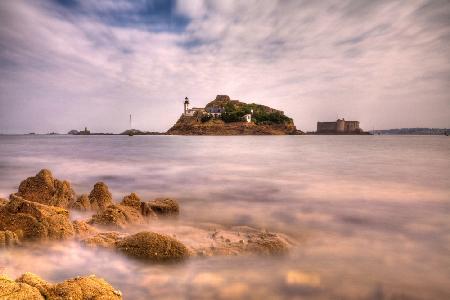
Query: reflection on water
[[0, 135, 449, 299]]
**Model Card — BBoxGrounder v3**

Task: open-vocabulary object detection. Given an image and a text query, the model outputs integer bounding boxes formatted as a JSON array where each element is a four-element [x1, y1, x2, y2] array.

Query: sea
[[0, 135, 449, 299]]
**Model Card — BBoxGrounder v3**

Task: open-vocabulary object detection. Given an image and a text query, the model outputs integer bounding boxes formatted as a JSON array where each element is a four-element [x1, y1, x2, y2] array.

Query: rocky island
[[167, 95, 300, 135]]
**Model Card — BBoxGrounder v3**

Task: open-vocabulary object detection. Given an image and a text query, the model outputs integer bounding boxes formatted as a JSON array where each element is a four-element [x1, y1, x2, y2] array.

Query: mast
[[129, 114, 132, 130]]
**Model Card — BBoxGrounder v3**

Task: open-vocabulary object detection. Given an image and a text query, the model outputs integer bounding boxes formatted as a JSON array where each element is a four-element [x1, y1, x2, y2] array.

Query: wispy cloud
[[0, 0, 449, 133]]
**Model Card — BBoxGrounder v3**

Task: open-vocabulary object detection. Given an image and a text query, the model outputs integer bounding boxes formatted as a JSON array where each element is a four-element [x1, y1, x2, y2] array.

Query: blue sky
[[0, 0, 449, 133]]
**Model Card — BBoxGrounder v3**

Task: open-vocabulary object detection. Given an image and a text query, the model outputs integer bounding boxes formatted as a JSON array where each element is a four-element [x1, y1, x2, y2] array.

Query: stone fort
[[317, 118, 361, 134]]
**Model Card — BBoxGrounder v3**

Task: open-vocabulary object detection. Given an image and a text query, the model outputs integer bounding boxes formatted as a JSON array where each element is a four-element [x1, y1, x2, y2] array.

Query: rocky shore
[[0, 169, 293, 298]]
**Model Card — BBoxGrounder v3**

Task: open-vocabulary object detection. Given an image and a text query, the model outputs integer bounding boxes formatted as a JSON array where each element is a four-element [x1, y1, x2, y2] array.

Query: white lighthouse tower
[[184, 97, 189, 115]]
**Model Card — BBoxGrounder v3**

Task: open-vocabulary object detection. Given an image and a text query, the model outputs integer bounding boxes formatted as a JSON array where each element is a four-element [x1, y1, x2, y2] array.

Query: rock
[[16, 169, 75, 208], [120, 192, 141, 210], [72, 220, 97, 238], [0, 194, 74, 241], [46, 275, 122, 299], [116, 231, 189, 261], [0, 197, 8, 207], [0, 274, 44, 299], [144, 198, 179, 216], [88, 182, 112, 211], [140, 202, 158, 218], [16, 273, 50, 297], [88, 204, 146, 229], [69, 194, 90, 211], [0, 230, 20, 247], [245, 232, 289, 255], [14, 272, 122, 300], [190, 226, 291, 257], [81, 232, 125, 249]]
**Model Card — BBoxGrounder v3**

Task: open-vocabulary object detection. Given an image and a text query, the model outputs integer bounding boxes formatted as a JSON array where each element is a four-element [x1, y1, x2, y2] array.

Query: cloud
[[0, 0, 449, 133]]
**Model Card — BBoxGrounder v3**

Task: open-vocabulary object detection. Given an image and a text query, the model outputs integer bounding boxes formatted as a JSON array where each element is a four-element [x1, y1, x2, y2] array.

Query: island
[[166, 95, 301, 135]]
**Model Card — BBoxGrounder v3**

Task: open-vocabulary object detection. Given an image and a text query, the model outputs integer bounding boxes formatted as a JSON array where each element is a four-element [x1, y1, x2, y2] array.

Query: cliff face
[[167, 95, 299, 135]]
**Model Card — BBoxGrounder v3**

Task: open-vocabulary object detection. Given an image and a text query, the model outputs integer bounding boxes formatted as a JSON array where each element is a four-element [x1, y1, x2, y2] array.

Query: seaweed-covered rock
[[72, 220, 97, 238], [88, 204, 145, 229], [16, 273, 50, 297], [0, 197, 8, 207], [14, 273, 122, 300], [69, 194, 90, 211], [81, 232, 125, 249], [88, 182, 112, 212], [0, 194, 74, 241], [0, 275, 44, 299], [47, 275, 122, 299], [116, 231, 189, 261], [0, 230, 20, 247], [144, 198, 179, 216], [245, 232, 289, 255], [16, 169, 75, 208], [120, 193, 141, 210]]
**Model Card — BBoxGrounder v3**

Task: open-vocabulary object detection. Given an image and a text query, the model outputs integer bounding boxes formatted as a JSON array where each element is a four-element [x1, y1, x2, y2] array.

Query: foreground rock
[[82, 231, 190, 262], [120, 192, 141, 210], [69, 194, 90, 211], [0, 275, 44, 299], [116, 232, 190, 261], [0, 198, 8, 207], [16, 169, 75, 208], [69, 182, 114, 212], [88, 204, 147, 229], [0, 230, 20, 247], [88, 182, 113, 211], [0, 195, 74, 241], [72, 220, 97, 238], [182, 226, 291, 257], [143, 198, 179, 216], [81, 231, 126, 249], [0, 272, 122, 300], [88, 193, 159, 229]]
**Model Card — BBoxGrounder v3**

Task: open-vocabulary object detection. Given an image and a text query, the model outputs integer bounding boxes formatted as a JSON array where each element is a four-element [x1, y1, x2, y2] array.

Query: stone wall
[[317, 119, 361, 133]]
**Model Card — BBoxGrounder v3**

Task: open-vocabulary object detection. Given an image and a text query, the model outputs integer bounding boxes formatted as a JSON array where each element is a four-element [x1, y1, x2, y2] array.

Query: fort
[[316, 119, 364, 134]]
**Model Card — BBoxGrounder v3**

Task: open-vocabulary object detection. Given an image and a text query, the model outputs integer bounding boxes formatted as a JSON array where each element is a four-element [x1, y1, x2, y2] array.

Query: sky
[[0, 0, 449, 133]]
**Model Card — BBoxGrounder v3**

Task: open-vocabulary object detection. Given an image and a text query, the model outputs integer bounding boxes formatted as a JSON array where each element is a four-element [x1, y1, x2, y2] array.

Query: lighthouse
[[184, 97, 189, 115]]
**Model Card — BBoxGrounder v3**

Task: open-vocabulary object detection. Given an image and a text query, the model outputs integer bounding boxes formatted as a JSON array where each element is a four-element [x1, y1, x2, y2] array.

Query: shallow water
[[0, 135, 449, 299]]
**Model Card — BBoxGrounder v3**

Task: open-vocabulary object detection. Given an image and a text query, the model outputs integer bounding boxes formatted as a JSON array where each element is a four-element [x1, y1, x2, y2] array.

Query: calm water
[[0, 135, 449, 299]]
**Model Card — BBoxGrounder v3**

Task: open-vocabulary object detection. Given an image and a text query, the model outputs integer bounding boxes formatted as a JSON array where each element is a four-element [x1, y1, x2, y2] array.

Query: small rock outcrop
[[116, 231, 189, 261], [0, 230, 20, 247], [1, 272, 123, 300], [69, 194, 90, 211], [88, 204, 146, 229], [120, 193, 141, 210], [193, 227, 291, 257], [0, 197, 8, 207], [88, 182, 112, 211], [0, 274, 44, 299], [72, 220, 97, 238], [81, 231, 190, 261], [144, 198, 179, 216], [16, 169, 75, 208], [81, 232, 125, 249], [0, 194, 74, 241], [245, 232, 289, 255]]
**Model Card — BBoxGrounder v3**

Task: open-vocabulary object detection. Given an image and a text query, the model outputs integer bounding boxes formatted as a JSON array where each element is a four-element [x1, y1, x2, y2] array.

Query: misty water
[[0, 135, 449, 299]]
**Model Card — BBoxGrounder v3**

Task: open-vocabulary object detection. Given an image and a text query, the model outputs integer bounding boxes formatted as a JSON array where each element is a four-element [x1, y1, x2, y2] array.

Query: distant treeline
[[373, 128, 449, 135]]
